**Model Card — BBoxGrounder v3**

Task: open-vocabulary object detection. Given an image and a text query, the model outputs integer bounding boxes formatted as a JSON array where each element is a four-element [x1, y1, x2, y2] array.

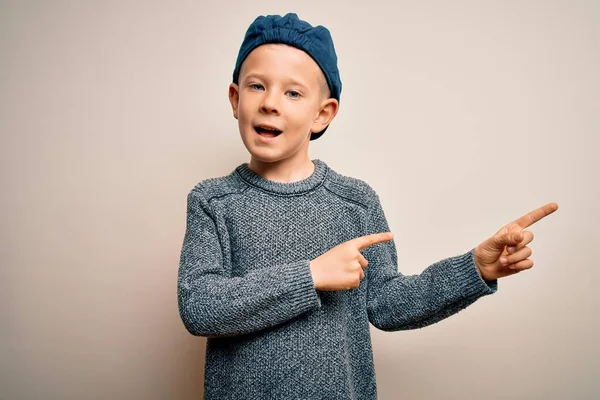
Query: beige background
[[2, 0, 598, 399]]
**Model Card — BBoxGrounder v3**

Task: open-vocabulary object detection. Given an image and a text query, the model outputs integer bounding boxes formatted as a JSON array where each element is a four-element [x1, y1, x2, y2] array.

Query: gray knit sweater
[[177, 158, 498, 400]]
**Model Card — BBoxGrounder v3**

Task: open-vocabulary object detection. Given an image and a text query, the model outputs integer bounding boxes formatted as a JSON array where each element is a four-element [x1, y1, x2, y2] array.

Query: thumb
[[492, 231, 524, 249]]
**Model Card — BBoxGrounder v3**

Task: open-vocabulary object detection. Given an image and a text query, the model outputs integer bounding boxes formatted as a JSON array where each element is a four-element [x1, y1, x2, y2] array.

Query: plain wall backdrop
[[2, 0, 598, 399]]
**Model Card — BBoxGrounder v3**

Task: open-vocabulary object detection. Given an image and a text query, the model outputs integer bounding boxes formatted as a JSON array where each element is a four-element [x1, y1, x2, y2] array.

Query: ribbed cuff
[[282, 259, 322, 309], [446, 248, 498, 298]]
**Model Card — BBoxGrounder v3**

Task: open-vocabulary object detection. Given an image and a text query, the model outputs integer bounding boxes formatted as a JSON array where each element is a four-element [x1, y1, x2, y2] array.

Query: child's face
[[229, 44, 338, 163]]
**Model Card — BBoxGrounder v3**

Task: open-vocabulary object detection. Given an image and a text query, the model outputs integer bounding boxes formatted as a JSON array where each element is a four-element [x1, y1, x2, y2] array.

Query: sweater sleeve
[[177, 190, 322, 338], [363, 188, 498, 331]]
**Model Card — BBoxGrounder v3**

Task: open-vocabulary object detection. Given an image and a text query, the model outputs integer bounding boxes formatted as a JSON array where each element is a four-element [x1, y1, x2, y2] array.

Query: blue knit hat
[[232, 13, 342, 141]]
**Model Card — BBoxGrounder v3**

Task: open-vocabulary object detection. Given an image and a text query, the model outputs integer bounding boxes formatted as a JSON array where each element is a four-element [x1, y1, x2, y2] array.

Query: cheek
[[289, 104, 316, 126], [237, 97, 253, 121]]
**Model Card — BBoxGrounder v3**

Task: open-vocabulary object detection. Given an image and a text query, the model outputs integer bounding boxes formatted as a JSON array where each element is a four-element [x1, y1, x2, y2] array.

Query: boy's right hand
[[309, 232, 394, 291]]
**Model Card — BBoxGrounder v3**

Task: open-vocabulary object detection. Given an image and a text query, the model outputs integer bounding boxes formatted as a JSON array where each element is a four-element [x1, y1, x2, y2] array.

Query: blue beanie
[[232, 13, 342, 141]]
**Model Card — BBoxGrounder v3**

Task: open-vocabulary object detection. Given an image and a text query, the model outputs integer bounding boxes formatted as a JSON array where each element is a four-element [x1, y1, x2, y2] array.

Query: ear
[[228, 83, 240, 120], [311, 98, 339, 134]]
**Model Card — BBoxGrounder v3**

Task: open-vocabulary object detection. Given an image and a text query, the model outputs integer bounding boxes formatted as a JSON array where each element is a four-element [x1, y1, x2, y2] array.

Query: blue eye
[[287, 91, 301, 99], [250, 84, 264, 91]]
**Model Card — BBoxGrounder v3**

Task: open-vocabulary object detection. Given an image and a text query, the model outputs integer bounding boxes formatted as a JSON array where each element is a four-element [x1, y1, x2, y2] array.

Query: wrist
[[309, 261, 320, 290], [473, 247, 484, 279]]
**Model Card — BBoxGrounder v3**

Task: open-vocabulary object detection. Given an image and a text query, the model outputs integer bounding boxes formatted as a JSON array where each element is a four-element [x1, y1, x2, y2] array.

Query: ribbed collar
[[235, 159, 328, 195]]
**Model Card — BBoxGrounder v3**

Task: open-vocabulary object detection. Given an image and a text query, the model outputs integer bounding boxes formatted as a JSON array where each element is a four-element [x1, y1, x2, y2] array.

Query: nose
[[260, 90, 280, 114]]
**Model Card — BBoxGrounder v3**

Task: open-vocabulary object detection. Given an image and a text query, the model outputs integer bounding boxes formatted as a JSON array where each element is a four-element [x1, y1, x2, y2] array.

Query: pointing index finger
[[355, 232, 394, 251], [513, 202, 559, 229]]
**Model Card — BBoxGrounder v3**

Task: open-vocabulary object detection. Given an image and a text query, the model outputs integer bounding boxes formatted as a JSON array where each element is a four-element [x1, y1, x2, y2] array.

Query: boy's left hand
[[474, 202, 559, 281]]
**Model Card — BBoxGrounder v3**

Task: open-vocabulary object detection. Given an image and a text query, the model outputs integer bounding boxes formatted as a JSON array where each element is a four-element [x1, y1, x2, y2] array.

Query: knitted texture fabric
[[177, 158, 498, 399]]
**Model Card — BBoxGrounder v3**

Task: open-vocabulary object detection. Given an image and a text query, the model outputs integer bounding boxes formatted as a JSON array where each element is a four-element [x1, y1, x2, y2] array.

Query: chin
[[240, 136, 279, 159]]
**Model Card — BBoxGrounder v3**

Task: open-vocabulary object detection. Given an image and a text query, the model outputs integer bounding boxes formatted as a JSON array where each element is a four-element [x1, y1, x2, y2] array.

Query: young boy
[[177, 13, 558, 400]]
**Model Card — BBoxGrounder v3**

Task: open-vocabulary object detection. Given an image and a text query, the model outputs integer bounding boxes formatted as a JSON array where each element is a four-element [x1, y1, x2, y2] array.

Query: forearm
[[178, 259, 322, 338], [367, 248, 497, 331]]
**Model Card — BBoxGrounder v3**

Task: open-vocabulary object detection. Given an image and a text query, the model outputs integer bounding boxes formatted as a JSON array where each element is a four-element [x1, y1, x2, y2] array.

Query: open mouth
[[254, 125, 283, 137]]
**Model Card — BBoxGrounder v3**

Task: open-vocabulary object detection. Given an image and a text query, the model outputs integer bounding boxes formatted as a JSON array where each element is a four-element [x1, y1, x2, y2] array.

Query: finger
[[512, 202, 559, 229], [506, 258, 534, 271], [357, 253, 369, 268], [507, 231, 534, 253], [492, 230, 524, 249], [355, 232, 394, 251], [501, 246, 532, 265]]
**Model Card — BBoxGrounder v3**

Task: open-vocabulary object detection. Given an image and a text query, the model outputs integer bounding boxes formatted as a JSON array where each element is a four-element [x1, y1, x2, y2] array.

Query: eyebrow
[[242, 72, 310, 91]]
